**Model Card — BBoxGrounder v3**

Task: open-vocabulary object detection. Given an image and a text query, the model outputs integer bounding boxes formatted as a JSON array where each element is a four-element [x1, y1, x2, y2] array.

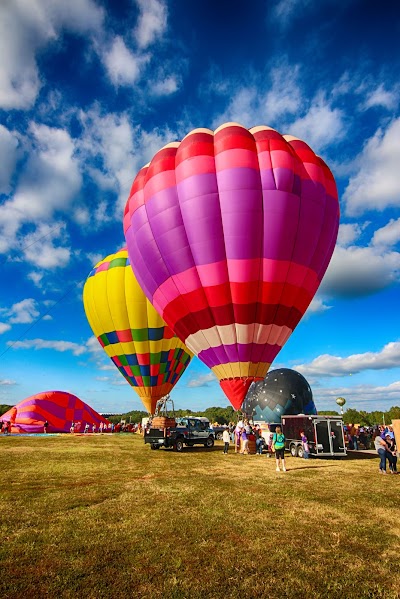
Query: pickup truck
[[144, 416, 215, 452]]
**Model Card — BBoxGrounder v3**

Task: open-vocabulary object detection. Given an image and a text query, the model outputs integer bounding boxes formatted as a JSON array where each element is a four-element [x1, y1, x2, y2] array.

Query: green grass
[[0, 434, 399, 599]]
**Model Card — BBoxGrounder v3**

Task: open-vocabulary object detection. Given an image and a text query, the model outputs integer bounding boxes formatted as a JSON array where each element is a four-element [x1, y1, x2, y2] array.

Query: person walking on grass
[[272, 426, 287, 472], [222, 428, 230, 454]]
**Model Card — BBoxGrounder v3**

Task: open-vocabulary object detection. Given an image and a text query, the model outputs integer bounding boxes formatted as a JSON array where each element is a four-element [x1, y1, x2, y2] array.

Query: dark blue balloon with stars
[[242, 368, 317, 423]]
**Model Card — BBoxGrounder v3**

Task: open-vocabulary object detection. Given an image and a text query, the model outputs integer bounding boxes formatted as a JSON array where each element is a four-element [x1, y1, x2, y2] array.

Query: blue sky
[[1, 0, 400, 415]]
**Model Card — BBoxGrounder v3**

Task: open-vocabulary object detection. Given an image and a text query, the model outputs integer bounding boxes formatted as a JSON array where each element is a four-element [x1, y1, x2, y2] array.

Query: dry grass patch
[[0, 434, 399, 598]]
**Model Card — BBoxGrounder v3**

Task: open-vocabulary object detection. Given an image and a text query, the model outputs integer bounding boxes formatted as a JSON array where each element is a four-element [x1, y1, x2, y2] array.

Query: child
[[222, 428, 230, 454], [300, 430, 310, 459]]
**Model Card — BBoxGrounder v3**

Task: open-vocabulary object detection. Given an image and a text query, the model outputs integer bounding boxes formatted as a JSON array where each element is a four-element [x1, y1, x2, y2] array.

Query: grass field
[[0, 433, 399, 599]]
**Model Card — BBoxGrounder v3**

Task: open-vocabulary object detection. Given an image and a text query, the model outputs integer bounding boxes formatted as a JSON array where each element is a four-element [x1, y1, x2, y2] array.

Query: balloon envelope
[[83, 247, 192, 413], [242, 368, 317, 423], [0, 390, 110, 434], [124, 123, 339, 410]]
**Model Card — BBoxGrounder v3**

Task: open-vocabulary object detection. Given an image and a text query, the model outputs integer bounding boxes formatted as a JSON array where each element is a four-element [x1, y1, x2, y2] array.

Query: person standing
[[222, 428, 230, 455], [43, 420, 49, 434], [373, 430, 388, 474], [255, 427, 264, 455], [240, 428, 249, 454], [385, 435, 398, 474], [300, 431, 310, 459], [272, 426, 287, 472]]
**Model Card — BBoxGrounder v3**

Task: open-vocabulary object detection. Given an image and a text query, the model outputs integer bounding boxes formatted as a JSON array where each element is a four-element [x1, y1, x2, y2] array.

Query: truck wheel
[[205, 436, 214, 448], [216, 432, 223, 440], [297, 445, 304, 458], [150, 444, 160, 450], [175, 439, 184, 452], [290, 444, 297, 457]]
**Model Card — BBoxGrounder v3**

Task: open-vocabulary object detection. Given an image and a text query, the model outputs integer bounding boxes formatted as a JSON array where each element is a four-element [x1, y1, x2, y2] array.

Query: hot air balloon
[[83, 247, 192, 414], [0, 391, 110, 434], [242, 368, 317, 423], [124, 123, 339, 410]]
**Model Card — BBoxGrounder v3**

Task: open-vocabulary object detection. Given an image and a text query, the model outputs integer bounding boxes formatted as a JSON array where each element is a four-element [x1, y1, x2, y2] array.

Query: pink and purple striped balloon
[[123, 123, 339, 410]]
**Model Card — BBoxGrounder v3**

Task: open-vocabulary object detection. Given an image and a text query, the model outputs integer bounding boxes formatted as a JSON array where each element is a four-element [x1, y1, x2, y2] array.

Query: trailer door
[[315, 420, 331, 454], [329, 420, 346, 455]]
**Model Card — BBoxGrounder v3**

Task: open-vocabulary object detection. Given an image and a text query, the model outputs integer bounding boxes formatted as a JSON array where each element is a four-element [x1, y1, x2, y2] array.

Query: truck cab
[[145, 415, 215, 452]]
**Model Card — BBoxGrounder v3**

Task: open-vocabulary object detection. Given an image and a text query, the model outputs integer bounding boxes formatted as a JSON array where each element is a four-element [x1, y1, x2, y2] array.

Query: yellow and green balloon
[[83, 247, 193, 413]]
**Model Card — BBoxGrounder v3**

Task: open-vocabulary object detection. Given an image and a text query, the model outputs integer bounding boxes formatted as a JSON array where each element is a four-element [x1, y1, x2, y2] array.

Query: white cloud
[[313, 380, 400, 412], [7, 338, 86, 356], [6, 299, 40, 324], [289, 94, 346, 151], [78, 108, 176, 214], [86, 335, 104, 354], [21, 222, 71, 270], [305, 297, 332, 315], [294, 341, 400, 378], [270, 0, 313, 28], [363, 83, 399, 111], [187, 372, 217, 388], [343, 118, 400, 216], [151, 75, 179, 96], [372, 218, 400, 248], [0, 125, 19, 194], [0, 323, 11, 335], [0, 124, 81, 253], [102, 36, 145, 87], [321, 244, 400, 297], [0, 378, 16, 386], [0, 0, 103, 110], [263, 63, 302, 122], [134, 0, 167, 49], [337, 223, 364, 247]]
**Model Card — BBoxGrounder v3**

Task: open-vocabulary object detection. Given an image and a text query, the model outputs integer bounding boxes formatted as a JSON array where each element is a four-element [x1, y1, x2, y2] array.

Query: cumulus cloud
[[321, 243, 400, 298], [362, 83, 399, 111], [0, 123, 81, 254], [343, 118, 400, 216], [0, 0, 104, 110], [151, 75, 179, 96], [294, 341, 400, 377], [187, 372, 217, 388], [22, 223, 71, 270], [7, 338, 86, 356], [78, 108, 177, 214], [313, 380, 400, 412], [212, 62, 346, 154], [134, 0, 167, 49], [0, 125, 19, 194], [5, 299, 40, 324], [305, 297, 332, 315], [337, 223, 364, 247], [289, 93, 346, 150], [371, 218, 400, 248], [0, 323, 11, 335], [102, 36, 146, 87]]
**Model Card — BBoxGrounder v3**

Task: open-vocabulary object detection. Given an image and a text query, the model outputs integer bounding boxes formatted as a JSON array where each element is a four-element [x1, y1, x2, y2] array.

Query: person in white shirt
[[222, 428, 231, 454]]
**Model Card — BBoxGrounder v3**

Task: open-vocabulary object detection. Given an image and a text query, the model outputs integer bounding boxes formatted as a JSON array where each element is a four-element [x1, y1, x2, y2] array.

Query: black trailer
[[281, 415, 347, 458]]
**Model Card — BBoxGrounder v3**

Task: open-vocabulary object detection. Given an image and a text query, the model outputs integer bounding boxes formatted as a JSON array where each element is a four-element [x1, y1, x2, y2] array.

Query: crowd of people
[[221, 420, 290, 471]]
